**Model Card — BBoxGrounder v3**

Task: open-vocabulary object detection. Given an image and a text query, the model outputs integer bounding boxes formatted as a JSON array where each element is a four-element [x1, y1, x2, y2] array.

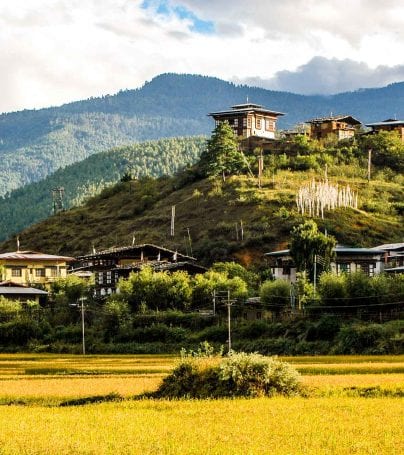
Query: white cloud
[[235, 57, 404, 95], [0, 0, 403, 113]]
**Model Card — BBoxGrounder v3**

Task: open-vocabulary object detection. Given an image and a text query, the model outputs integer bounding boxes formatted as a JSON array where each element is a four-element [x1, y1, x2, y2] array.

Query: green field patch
[[24, 368, 168, 376]]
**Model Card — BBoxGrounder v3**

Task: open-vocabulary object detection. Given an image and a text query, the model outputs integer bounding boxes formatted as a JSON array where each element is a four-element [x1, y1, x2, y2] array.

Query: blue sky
[[140, 0, 214, 34], [1, 0, 404, 113]]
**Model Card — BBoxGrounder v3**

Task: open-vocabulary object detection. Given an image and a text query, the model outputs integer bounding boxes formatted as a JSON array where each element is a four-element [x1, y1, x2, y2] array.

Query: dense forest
[[1, 73, 404, 196], [0, 136, 206, 242]]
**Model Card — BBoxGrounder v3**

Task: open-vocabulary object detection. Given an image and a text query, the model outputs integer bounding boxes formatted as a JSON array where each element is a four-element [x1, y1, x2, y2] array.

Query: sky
[[1, 0, 404, 113]]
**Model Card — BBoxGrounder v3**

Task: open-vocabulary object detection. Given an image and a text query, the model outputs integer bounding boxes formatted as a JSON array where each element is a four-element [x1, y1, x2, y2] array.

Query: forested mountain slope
[[1, 73, 404, 196], [0, 136, 205, 242]]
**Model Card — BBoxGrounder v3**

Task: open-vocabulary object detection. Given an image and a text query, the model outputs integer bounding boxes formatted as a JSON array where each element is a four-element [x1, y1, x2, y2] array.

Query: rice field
[[0, 353, 403, 454]]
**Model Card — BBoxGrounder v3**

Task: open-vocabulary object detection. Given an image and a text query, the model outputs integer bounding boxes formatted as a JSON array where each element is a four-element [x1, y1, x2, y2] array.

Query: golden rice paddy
[[0, 353, 402, 454]]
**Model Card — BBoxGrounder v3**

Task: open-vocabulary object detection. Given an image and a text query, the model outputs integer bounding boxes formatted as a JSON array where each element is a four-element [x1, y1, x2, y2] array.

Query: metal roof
[[77, 243, 196, 261], [373, 243, 404, 251], [306, 115, 361, 125], [209, 103, 285, 117], [384, 266, 404, 273], [0, 251, 74, 261], [265, 247, 385, 256], [0, 287, 48, 295], [366, 120, 404, 127]]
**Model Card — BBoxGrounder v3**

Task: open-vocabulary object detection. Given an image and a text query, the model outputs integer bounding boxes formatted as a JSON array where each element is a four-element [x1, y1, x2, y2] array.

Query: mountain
[[0, 136, 206, 242], [2, 166, 402, 263], [1, 73, 404, 196]]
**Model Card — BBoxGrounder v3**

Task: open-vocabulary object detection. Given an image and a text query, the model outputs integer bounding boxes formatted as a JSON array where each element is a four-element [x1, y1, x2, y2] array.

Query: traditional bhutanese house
[[265, 245, 386, 283], [306, 115, 361, 141], [0, 281, 48, 304], [365, 119, 404, 141], [374, 243, 404, 268], [208, 103, 285, 152], [73, 244, 206, 297], [0, 251, 74, 288]]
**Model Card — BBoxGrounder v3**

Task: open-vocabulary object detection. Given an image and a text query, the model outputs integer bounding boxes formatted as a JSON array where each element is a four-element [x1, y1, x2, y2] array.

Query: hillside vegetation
[[1, 73, 404, 196], [3, 160, 402, 263], [0, 136, 205, 242]]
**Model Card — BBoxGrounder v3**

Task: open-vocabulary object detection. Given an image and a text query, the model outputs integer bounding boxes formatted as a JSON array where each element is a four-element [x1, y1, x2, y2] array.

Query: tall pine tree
[[200, 121, 245, 181]]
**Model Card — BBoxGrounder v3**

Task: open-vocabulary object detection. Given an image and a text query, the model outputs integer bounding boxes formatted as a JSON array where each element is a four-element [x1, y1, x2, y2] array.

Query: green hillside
[[1, 73, 404, 196], [3, 163, 402, 265], [0, 136, 206, 242]]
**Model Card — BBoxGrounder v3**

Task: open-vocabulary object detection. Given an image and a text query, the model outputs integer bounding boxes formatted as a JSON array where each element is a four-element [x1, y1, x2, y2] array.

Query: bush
[[153, 350, 301, 398]]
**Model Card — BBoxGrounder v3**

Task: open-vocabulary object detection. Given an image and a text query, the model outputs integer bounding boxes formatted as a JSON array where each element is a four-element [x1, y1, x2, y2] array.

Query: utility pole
[[313, 255, 317, 295], [212, 289, 216, 316], [226, 290, 232, 354], [367, 149, 372, 182], [258, 151, 264, 188], [186, 227, 193, 256], [80, 297, 86, 355], [170, 205, 175, 237], [70, 297, 87, 355]]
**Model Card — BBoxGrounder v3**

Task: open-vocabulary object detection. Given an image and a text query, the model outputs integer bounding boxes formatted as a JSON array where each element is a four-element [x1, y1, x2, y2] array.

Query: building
[[0, 281, 48, 304], [265, 245, 387, 283], [365, 119, 404, 141], [73, 244, 206, 297], [0, 251, 74, 288], [306, 115, 361, 142], [208, 103, 285, 151], [375, 243, 404, 269]]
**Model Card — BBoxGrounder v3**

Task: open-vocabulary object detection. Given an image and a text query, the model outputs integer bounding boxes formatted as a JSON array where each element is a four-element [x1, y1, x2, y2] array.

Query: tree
[[289, 220, 336, 280], [199, 121, 245, 181], [360, 130, 404, 172], [260, 279, 291, 315]]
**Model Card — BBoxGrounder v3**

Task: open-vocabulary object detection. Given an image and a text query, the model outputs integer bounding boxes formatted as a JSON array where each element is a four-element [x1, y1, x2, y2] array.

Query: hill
[[0, 136, 206, 242], [2, 164, 402, 265], [1, 73, 404, 196]]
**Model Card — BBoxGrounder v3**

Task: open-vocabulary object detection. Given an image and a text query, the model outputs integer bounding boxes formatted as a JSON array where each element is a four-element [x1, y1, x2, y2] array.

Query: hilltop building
[[73, 243, 206, 297], [306, 115, 361, 142], [0, 250, 73, 288], [208, 103, 284, 152], [365, 119, 404, 141]]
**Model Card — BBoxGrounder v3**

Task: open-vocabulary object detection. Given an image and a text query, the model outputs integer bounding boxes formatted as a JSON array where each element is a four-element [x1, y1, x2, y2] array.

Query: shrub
[[153, 350, 301, 399], [260, 280, 291, 314]]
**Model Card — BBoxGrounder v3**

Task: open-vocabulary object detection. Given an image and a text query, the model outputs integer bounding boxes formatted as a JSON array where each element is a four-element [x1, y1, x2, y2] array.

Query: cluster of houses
[[209, 103, 404, 152], [0, 241, 402, 305]]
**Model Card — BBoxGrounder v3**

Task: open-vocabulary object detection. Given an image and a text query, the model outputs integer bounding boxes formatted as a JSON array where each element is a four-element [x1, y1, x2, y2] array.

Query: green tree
[[200, 121, 245, 181], [191, 270, 248, 308], [360, 130, 404, 172], [289, 220, 336, 280], [260, 279, 291, 315]]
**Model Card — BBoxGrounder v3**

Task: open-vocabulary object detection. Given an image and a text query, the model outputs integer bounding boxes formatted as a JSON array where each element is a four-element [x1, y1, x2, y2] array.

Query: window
[[49, 268, 58, 277], [106, 271, 112, 284], [247, 117, 252, 128], [242, 118, 247, 127], [98, 272, 103, 284], [11, 268, 22, 277], [265, 119, 274, 131], [337, 263, 350, 274], [35, 268, 45, 277], [256, 117, 262, 129], [234, 118, 238, 127]]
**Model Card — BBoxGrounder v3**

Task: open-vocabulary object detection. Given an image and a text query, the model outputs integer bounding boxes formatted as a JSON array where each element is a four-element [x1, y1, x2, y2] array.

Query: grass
[[0, 354, 403, 453], [3, 169, 403, 259]]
